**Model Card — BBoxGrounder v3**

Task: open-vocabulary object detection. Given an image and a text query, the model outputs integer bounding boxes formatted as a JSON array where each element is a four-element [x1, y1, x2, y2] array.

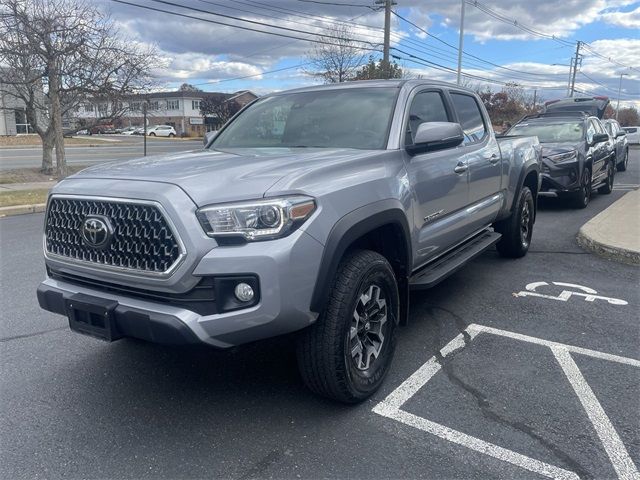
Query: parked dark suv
[[507, 98, 615, 208]]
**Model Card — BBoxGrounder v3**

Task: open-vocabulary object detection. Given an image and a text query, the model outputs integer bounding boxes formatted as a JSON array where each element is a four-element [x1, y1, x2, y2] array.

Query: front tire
[[297, 250, 399, 403], [617, 149, 628, 172], [568, 167, 591, 209], [169, 133, 175, 138], [149, 132, 156, 137], [598, 161, 614, 194], [494, 186, 534, 258]]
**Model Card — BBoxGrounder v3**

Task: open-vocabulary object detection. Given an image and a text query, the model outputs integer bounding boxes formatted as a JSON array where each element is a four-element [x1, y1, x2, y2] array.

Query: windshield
[[507, 122, 584, 143], [211, 87, 398, 150]]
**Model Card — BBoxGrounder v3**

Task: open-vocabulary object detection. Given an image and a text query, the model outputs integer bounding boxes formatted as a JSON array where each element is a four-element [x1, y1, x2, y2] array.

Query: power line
[[293, 0, 377, 8], [110, 0, 382, 51], [392, 10, 568, 79], [146, 0, 379, 46], [578, 71, 639, 98], [191, 63, 310, 86]]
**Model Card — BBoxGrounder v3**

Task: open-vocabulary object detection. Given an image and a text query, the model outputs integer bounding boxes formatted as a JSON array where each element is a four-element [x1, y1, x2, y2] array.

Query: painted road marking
[[552, 348, 640, 480], [514, 282, 628, 305], [373, 324, 640, 479]]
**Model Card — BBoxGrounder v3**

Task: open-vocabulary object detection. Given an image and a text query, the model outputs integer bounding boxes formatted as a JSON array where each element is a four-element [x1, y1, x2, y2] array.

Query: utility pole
[[566, 59, 573, 97], [375, 0, 395, 78], [569, 41, 582, 97], [143, 102, 147, 157], [456, 0, 466, 85], [532, 89, 537, 110], [616, 72, 628, 120]]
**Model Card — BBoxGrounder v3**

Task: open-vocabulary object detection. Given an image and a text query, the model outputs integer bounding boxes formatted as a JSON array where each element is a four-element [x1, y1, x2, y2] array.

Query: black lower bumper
[[540, 162, 581, 193], [37, 284, 201, 345]]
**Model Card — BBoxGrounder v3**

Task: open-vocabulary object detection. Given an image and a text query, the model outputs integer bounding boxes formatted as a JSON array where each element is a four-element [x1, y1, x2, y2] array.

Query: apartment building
[[74, 90, 257, 136]]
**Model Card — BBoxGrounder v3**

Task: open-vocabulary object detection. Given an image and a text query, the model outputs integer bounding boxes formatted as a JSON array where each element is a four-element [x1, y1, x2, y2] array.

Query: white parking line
[[373, 324, 640, 479], [552, 347, 640, 480]]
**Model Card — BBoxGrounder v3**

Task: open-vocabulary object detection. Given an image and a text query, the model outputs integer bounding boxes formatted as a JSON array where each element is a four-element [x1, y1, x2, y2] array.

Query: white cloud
[[600, 6, 640, 28]]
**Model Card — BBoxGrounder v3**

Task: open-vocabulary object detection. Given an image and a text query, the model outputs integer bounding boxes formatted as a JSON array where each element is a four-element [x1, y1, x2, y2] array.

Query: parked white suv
[[623, 126, 639, 144], [146, 125, 177, 137]]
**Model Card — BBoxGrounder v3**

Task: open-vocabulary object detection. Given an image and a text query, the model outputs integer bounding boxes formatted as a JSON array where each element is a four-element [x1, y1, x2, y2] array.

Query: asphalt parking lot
[[1, 148, 638, 479]]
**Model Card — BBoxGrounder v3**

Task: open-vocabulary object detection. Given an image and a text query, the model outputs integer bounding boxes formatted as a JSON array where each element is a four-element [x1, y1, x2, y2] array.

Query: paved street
[[0, 150, 638, 479], [0, 136, 203, 170]]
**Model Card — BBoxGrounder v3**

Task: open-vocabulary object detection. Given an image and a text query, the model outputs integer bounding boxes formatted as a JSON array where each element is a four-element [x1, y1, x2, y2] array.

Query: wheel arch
[[309, 199, 412, 319]]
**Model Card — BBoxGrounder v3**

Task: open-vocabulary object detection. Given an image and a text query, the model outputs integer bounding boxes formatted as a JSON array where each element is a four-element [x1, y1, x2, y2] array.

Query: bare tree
[[0, 0, 157, 176], [306, 24, 367, 83], [200, 97, 241, 129]]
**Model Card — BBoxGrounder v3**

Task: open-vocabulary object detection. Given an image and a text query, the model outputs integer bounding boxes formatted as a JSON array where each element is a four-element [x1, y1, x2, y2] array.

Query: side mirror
[[407, 122, 465, 155], [591, 132, 609, 145], [616, 130, 626, 138], [203, 130, 217, 146]]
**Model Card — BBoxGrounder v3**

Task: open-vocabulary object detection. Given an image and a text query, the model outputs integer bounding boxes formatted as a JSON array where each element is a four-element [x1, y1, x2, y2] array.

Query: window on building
[[130, 102, 141, 112], [98, 104, 108, 116], [149, 101, 160, 111], [84, 104, 94, 113], [192, 100, 201, 111], [166, 99, 180, 110]]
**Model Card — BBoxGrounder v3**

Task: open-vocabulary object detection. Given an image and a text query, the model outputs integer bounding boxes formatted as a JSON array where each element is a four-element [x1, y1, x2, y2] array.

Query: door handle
[[488, 154, 500, 164], [454, 162, 468, 174]]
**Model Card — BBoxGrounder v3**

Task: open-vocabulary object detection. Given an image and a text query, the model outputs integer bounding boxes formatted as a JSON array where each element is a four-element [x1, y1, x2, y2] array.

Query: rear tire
[[169, 133, 175, 138], [494, 186, 534, 258], [616, 149, 628, 172], [598, 161, 614, 194], [149, 132, 155, 137], [568, 167, 591, 209], [297, 250, 399, 403]]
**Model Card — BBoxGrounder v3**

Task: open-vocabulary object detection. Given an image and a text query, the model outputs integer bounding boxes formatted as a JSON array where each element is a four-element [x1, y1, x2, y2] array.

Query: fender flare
[[309, 199, 412, 314]]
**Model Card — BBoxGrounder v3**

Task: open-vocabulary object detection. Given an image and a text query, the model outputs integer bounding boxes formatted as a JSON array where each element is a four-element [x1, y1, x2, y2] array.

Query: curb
[[0, 203, 46, 217], [576, 229, 640, 265]]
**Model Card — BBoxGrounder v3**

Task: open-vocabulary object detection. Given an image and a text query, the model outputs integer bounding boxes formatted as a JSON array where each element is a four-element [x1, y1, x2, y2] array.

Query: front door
[[403, 89, 470, 269]]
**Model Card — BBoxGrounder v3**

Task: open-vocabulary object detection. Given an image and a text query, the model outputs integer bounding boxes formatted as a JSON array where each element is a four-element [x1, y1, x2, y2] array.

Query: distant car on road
[[89, 124, 115, 135], [623, 126, 639, 144], [603, 119, 629, 171], [146, 125, 176, 137]]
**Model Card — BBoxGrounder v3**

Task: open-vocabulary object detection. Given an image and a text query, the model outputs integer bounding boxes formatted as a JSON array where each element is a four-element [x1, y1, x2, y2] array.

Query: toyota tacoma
[[38, 80, 541, 403]]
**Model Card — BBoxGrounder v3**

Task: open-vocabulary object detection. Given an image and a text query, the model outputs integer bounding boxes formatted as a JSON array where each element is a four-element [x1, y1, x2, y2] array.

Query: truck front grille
[[45, 197, 184, 274]]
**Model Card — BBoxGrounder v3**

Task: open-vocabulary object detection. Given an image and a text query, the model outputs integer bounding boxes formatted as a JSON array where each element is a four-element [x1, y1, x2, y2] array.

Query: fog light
[[234, 282, 255, 302]]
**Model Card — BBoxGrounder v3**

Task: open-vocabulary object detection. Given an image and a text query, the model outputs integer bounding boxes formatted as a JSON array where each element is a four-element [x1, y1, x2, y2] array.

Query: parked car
[[623, 126, 639, 145], [603, 119, 629, 171], [120, 127, 137, 135], [37, 80, 541, 403], [62, 128, 75, 138], [507, 98, 615, 208], [146, 125, 176, 137], [75, 129, 90, 136], [132, 127, 145, 135], [89, 124, 115, 135]]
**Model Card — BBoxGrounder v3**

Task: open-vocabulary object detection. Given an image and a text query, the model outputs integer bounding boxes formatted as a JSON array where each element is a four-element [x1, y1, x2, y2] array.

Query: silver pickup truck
[[38, 80, 541, 403]]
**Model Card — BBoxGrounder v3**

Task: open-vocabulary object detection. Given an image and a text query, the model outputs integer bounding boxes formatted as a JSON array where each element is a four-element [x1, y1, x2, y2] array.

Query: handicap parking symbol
[[514, 282, 628, 305]]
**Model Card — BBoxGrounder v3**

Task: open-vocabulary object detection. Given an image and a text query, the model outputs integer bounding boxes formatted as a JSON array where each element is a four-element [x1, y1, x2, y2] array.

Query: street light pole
[[616, 72, 628, 120]]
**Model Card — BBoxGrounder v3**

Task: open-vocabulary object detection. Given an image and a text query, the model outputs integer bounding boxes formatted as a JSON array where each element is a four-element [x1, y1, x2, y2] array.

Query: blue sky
[[106, 0, 640, 108]]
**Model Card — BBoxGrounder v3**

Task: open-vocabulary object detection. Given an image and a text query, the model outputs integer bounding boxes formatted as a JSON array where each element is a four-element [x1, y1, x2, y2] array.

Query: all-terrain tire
[[493, 186, 534, 258], [296, 250, 399, 403]]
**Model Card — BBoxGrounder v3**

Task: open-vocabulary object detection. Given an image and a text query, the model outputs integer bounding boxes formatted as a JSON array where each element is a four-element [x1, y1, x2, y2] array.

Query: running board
[[409, 230, 501, 290]]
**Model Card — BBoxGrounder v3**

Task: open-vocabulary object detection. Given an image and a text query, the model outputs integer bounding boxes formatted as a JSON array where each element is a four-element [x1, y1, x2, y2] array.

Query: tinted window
[[604, 123, 614, 135], [450, 93, 487, 144], [213, 88, 398, 150], [405, 91, 449, 145]]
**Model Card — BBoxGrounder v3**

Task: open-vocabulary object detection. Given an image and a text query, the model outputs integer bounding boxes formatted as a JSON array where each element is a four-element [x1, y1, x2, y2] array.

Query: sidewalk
[[0, 181, 54, 217], [577, 189, 640, 265], [0, 181, 57, 191]]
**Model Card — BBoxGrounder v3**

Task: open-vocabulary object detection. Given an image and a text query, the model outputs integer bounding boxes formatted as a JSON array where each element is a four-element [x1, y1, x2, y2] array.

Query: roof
[[264, 78, 475, 96]]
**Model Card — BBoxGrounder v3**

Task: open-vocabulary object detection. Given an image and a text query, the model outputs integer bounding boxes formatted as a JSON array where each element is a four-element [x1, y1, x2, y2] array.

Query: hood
[[540, 142, 583, 158], [72, 147, 379, 206]]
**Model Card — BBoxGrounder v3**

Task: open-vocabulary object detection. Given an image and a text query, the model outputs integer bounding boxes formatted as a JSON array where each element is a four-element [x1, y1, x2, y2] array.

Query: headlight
[[196, 196, 316, 241], [546, 150, 578, 164]]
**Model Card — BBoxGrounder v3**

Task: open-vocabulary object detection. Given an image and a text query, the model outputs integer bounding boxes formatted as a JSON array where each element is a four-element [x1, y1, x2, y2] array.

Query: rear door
[[448, 91, 503, 232], [402, 88, 471, 268]]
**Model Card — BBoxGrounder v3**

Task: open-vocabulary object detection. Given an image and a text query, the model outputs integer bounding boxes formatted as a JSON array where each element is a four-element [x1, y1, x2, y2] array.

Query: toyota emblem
[[81, 216, 113, 249]]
